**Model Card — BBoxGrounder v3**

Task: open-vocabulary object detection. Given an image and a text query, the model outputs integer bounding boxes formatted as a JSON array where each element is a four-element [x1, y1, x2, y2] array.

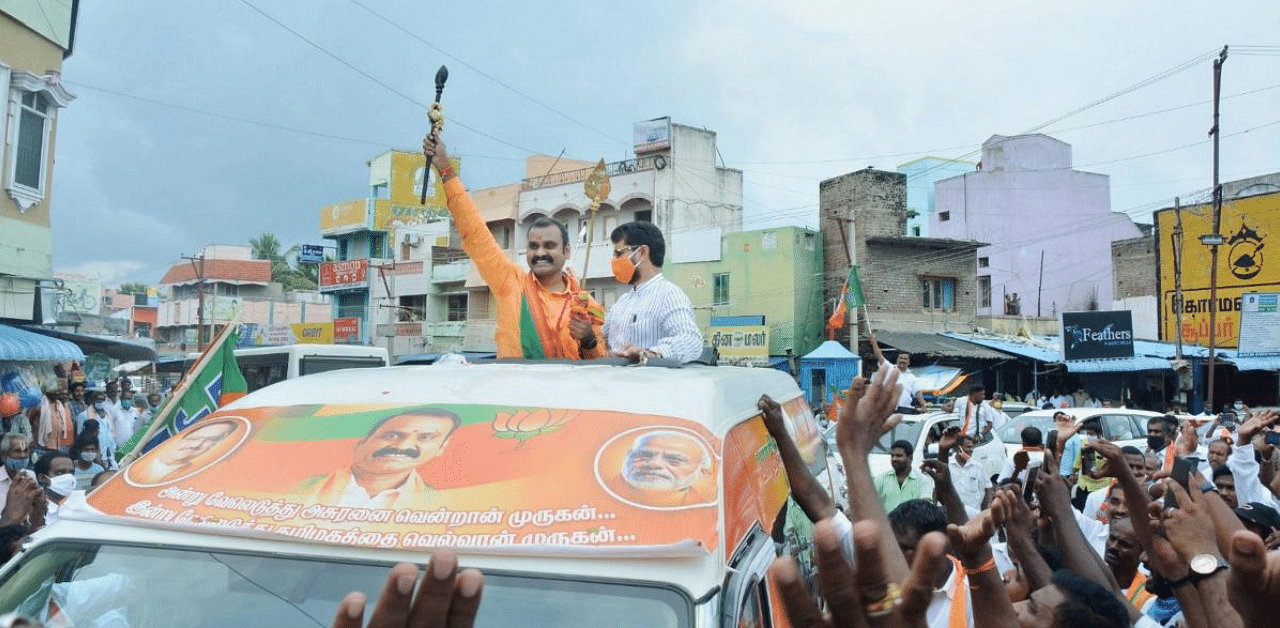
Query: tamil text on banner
[[333, 317, 361, 343], [118, 326, 248, 458], [1238, 292, 1280, 357], [710, 325, 769, 367], [90, 402, 733, 554], [1156, 192, 1279, 348], [319, 259, 369, 292]]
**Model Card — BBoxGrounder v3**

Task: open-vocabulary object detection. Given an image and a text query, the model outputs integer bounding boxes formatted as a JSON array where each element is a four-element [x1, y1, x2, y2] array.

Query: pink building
[[931, 134, 1142, 318]]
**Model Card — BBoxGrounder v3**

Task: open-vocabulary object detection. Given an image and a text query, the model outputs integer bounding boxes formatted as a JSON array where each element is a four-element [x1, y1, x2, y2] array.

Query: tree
[[118, 282, 149, 295], [249, 233, 283, 263]]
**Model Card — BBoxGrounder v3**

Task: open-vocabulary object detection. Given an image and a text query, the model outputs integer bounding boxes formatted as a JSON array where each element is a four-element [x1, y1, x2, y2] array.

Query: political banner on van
[[90, 401, 735, 554], [118, 325, 247, 458]]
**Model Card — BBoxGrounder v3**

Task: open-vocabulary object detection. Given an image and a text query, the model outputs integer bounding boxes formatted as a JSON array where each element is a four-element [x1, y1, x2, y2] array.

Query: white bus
[[232, 344, 390, 393]]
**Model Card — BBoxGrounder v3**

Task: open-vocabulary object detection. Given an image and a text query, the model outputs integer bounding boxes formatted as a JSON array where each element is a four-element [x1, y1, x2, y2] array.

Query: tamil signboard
[[299, 244, 324, 264], [1156, 191, 1278, 348], [710, 324, 769, 367], [1238, 293, 1280, 357], [319, 259, 368, 292], [1060, 310, 1135, 361], [333, 317, 361, 343]]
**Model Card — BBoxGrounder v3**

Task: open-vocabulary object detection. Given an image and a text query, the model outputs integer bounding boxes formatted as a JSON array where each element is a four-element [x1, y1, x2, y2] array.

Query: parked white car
[[994, 407, 1164, 462]]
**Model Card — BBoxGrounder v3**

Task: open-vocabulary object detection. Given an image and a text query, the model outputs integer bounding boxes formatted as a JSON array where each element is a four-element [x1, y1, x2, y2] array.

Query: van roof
[[224, 362, 802, 438], [79, 362, 808, 567]]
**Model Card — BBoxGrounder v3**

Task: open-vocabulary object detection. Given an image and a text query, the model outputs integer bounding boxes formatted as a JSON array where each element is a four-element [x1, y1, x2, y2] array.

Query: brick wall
[[818, 169, 908, 307], [1112, 235, 1156, 299], [863, 241, 979, 327]]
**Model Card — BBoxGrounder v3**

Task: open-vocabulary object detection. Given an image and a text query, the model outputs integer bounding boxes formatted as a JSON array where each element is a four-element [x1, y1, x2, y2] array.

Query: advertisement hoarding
[[319, 259, 368, 292], [1156, 192, 1278, 348], [299, 245, 324, 264], [633, 117, 671, 153], [709, 325, 769, 366], [1060, 310, 1135, 361], [333, 317, 361, 343], [1238, 292, 1280, 357]]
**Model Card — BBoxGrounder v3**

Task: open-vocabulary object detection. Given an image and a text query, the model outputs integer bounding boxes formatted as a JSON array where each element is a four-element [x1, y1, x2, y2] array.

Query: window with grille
[[713, 273, 730, 306]]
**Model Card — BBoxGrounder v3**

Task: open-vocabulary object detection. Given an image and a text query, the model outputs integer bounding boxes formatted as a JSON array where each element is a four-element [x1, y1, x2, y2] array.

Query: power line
[[341, 0, 627, 146], [235, 0, 540, 155]]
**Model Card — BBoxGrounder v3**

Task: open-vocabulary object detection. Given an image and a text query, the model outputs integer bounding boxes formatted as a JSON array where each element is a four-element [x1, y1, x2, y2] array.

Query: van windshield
[[0, 541, 691, 628]]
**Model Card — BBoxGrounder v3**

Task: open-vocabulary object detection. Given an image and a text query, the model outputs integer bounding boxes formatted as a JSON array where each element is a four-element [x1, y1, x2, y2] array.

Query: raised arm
[[868, 331, 886, 365], [948, 508, 1020, 628], [835, 363, 909, 582], [759, 394, 835, 523]]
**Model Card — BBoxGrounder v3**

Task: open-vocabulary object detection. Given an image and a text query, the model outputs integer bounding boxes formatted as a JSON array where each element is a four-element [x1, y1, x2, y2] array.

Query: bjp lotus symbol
[[493, 408, 580, 447]]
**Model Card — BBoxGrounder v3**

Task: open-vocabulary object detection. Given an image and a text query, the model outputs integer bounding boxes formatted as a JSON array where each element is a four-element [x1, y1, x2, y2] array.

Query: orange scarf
[[961, 401, 975, 436], [1096, 479, 1119, 523], [1125, 571, 1153, 610]]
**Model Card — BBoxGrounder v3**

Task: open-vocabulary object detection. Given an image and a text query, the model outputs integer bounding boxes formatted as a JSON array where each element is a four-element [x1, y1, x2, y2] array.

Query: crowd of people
[[0, 375, 156, 562], [315, 365, 1280, 628]]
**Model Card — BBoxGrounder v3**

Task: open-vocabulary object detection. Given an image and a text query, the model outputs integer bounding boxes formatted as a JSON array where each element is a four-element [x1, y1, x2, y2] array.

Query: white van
[[0, 361, 834, 627]]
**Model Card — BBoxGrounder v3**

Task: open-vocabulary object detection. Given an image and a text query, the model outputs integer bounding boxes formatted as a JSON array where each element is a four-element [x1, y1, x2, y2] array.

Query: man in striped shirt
[[604, 222, 704, 363]]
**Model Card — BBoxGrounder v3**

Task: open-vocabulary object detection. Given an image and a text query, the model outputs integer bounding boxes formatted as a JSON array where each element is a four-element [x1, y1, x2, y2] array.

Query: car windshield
[[871, 421, 925, 455], [0, 541, 690, 628], [996, 416, 1056, 444]]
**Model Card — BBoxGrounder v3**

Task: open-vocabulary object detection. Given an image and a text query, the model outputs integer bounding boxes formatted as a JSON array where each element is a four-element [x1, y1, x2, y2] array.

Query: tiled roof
[[159, 259, 272, 285]]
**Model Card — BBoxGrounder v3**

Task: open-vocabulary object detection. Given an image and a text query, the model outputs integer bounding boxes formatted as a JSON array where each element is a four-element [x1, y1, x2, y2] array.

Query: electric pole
[[1173, 197, 1184, 361], [183, 253, 207, 352], [1205, 45, 1228, 414]]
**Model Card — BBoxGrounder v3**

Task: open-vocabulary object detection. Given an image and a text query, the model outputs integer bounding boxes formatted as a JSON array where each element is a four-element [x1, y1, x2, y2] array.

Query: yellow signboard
[[373, 199, 450, 232], [290, 322, 334, 344], [319, 199, 369, 233], [1156, 192, 1279, 348], [709, 325, 769, 366], [390, 152, 458, 206]]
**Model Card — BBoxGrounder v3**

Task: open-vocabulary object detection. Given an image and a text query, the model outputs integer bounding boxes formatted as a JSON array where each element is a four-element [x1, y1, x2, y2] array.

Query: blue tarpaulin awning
[[0, 324, 85, 361]]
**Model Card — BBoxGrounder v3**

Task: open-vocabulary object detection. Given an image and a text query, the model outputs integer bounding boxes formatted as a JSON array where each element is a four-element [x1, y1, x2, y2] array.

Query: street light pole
[[1205, 45, 1228, 414]]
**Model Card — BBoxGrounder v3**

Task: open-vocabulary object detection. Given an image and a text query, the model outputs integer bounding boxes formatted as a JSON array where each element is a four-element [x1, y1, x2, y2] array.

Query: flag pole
[[118, 318, 240, 465]]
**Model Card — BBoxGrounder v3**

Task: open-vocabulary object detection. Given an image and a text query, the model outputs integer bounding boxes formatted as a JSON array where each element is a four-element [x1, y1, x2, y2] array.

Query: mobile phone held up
[[1266, 431, 1280, 446], [1164, 456, 1193, 510]]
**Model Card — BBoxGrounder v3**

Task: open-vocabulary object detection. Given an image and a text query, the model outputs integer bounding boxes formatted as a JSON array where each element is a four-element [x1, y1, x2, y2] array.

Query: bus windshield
[[0, 541, 691, 628], [298, 355, 387, 377]]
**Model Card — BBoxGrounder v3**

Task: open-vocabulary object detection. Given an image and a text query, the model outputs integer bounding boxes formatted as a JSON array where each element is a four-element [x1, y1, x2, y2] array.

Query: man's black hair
[[890, 439, 914, 458], [1120, 445, 1144, 457], [968, 383, 986, 395], [1049, 569, 1132, 628], [1080, 418, 1102, 434], [33, 451, 70, 476], [364, 407, 462, 441], [1148, 415, 1177, 435], [1021, 426, 1043, 447], [69, 381, 85, 392], [528, 216, 569, 247], [610, 221, 666, 267], [1213, 465, 1234, 480], [887, 499, 947, 535]]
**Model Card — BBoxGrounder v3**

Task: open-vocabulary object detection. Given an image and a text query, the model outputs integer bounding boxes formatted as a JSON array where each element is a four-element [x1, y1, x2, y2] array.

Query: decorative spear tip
[[435, 65, 449, 89]]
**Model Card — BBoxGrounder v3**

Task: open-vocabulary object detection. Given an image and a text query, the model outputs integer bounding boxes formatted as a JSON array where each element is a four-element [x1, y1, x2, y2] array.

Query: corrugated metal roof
[[1223, 354, 1280, 371], [943, 332, 1060, 362], [0, 324, 85, 361], [876, 331, 1009, 360]]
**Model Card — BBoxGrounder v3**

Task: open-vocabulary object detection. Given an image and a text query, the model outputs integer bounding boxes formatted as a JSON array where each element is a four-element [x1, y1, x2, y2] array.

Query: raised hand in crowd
[[1147, 480, 1243, 628], [989, 487, 1053, 593], [1236, 408, 1280, 443], [1227, 528, 1280, 627], [331, 550, 483, 628], [0, 473, 40, 527], [759, 393, 837, 522], [935, 426, 961, 463], [945, 506, 1020, 628], [771, 518, 945, 628]]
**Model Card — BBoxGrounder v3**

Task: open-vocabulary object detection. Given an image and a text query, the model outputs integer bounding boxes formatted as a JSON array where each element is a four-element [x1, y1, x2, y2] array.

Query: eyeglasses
[[612, 246, 638, 258]]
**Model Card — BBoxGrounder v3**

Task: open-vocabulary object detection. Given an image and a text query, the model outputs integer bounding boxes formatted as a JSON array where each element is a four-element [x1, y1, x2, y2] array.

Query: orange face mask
[[611, 248, 639, 284]]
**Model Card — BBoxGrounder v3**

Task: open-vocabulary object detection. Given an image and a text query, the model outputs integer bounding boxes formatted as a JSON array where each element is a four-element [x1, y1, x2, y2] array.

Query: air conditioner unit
[[403, 233, 423, 247]]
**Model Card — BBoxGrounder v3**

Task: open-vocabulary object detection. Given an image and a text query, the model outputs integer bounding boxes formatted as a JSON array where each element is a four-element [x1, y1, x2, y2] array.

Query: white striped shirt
[[603, 273, 704, 363]]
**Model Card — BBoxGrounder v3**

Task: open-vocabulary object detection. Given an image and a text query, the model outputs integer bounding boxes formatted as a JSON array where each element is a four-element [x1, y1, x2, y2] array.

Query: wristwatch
[[1187, 553, 1228, 582]]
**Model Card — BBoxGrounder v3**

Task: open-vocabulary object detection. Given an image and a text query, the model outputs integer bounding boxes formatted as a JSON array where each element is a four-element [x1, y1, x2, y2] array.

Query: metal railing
[[521, 154, 667, 191]]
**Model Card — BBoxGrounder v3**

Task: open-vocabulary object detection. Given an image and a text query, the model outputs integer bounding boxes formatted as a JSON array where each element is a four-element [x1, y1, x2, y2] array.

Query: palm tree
[[249, 233, 283, 263]]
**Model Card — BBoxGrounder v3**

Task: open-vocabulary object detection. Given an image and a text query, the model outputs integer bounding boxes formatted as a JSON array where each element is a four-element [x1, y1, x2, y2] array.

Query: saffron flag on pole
[[826, 273, 850, 336], [118, 324, 247, 459]]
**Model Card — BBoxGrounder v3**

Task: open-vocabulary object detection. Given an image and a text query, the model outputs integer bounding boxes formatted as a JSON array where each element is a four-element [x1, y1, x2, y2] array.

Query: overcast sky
[[49, 0, 1280, 287]]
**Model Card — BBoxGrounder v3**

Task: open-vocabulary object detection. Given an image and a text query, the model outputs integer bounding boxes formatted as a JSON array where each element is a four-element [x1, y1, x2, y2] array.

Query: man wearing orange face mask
[[604, 222, 704, 363]]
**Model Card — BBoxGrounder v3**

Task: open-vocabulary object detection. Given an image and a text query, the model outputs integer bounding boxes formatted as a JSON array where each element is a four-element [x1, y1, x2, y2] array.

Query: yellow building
[[1155, 189, 1279, 348], [0, 1, 78, 321]]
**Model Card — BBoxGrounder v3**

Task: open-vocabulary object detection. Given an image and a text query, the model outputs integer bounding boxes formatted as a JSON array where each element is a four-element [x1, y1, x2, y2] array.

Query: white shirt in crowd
[[880, 360, 920, 409]]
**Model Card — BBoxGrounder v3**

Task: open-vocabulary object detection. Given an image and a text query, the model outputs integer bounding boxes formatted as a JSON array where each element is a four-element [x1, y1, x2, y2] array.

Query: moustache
[[532, 256, 553, 264], [373, 447, 419, 459]]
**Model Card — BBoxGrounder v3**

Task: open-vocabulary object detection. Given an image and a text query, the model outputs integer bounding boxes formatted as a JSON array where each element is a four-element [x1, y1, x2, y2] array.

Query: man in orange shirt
[[424, 132, 605, 360]]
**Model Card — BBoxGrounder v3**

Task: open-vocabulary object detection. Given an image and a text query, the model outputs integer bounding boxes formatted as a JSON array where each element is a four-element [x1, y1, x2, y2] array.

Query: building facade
[[819, 168, 984, 342], [898, 156, 974, 238], [156, 245, 330, 352], [664, 226, 825, 361], [932, 134, 1142, 318], [0, 1, 77, 322]]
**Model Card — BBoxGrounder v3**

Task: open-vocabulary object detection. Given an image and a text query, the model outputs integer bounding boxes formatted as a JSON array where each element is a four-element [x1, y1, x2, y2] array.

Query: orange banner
[[89, 403, 722, 553]]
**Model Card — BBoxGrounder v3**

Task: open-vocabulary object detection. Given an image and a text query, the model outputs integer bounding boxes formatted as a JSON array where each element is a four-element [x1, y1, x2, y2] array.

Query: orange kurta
[[445, 177, 604, 359]]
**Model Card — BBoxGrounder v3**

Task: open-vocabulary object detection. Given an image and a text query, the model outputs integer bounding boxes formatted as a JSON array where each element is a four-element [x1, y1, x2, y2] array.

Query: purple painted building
[[931, 134, 1142, 317]]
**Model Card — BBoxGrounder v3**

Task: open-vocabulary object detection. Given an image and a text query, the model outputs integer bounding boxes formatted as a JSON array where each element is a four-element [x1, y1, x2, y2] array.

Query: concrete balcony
[[432, 260, 470, 283]]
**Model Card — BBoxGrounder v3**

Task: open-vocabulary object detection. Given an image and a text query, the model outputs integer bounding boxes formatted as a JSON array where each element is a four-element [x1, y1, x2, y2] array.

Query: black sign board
[[1060, 310, 1135, 361]]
